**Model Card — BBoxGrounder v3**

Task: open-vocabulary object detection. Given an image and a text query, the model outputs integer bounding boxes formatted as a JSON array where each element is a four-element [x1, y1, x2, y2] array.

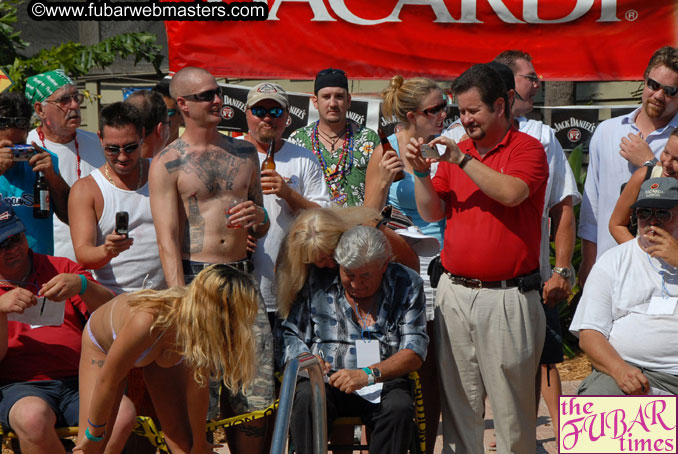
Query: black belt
[[444, 269, 541, 291], [182, 258, 253, 275]]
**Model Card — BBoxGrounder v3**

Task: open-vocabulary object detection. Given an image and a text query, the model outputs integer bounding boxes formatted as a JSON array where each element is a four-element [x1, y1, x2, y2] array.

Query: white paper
[[355, 339, 383, 404], [650, 387, 674, 396], [7, 298, 65, 327], [647, 296, 678, 315]]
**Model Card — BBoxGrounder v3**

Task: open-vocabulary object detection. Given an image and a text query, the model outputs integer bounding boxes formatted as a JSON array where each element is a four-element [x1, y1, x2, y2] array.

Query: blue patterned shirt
[[281, 262, 428, 371]]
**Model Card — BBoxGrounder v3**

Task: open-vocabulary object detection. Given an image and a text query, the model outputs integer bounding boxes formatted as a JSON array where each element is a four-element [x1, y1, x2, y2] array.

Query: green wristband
[[259, 206, 269, 226], [78, 274, 88, 295], [413, 168, 431, 178], [85, 426, 105, 442]]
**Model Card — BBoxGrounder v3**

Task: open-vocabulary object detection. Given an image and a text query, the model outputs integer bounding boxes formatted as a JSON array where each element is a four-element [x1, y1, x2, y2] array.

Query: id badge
[[647, 296, 678, 315], [355, 339, 380, 368]]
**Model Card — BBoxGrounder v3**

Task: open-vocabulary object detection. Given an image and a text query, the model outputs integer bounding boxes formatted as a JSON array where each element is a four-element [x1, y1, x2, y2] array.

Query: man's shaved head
[[169, 67, 216, 99]]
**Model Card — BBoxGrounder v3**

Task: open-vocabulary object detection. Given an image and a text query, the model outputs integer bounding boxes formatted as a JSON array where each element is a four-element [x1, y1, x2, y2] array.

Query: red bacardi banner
[[166, 1, 677, 81]]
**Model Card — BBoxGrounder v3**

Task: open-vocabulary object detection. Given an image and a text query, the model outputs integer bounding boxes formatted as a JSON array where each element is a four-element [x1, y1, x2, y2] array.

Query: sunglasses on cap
[[636, 207, 674, 224], [181, 89, 221, 102], [646, 78, 678, 97], [250, 107, 284, 118], [46, 93, 85, 108], [0, 233, 22, 250], [0, 117, 30, 130], [104, 142, 141, 155], [317, 68, 346, 77], [418, 101, 447, 117]]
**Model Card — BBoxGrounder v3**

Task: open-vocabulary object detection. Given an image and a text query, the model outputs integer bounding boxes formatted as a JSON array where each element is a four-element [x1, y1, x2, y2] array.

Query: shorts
[[183, 259, 274, 415], [539, 302, 564, 365], [0, 378, 79, 431]]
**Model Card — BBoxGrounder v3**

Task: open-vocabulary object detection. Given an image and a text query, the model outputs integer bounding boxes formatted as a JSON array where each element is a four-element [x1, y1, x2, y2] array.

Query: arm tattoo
[[186, 194, 205, 254], [91, 359, 105, 367]]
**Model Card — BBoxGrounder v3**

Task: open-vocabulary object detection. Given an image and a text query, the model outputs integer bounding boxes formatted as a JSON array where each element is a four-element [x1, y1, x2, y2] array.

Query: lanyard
[[352, 303, 376, 341]]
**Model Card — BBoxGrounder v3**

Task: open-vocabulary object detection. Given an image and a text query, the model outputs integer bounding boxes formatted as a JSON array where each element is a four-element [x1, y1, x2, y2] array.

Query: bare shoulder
[[70, 174, 99, 200], [218, 134, 258, 162]]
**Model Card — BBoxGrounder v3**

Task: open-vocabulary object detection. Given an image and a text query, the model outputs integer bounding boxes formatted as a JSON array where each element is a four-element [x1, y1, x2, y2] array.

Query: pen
[[39, 297, 46, 316]]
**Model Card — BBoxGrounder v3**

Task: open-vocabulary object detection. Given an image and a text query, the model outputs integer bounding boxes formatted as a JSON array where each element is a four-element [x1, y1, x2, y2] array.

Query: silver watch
[[643, 157, 658, 167], [553, 267, 572, 279]]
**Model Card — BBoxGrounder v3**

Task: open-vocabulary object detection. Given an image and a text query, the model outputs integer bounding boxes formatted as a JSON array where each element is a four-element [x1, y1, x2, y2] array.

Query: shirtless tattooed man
[[149, 67, 274, 454]]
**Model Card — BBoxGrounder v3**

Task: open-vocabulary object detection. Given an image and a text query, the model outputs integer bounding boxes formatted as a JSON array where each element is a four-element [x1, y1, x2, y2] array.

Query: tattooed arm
[[149, 147, 185, 287]]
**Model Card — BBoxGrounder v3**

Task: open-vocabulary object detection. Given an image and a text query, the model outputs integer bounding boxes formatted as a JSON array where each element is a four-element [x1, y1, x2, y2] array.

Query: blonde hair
[[128, 265, 258, 391], [381, 75, 441, 124], [276, 206, 380, 317]]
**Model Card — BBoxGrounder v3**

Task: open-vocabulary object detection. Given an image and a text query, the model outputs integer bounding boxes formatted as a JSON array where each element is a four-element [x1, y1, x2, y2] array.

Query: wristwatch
[[643, 157, 658, 167], [553, 267, 572, 280], [458, 153, 473, 169], [371, 368, 382, 383]]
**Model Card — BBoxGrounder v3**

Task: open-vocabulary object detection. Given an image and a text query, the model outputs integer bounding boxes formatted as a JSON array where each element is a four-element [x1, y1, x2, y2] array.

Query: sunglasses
[[104, 142, 141, 155], [46, 93, 85, 108], [0, 233, 22, 250], [519, 74, 540, 84], [181, 89, 221, 102], [250, 106, 285, 118], [0, 117, 30, 130], [636, 207, 674, 224], [646, 78, 678, 97], [167, 108, 177, 117], [317, 68, 346, 77], [419, 101, 447, 117]]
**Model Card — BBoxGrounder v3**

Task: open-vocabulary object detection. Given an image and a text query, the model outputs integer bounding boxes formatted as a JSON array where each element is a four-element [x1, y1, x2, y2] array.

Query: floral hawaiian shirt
[[288, 119, 377, 206]]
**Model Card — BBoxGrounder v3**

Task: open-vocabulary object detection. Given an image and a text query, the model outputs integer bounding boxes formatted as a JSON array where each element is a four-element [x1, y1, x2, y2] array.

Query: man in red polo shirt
[[404, 63, 548, 454]]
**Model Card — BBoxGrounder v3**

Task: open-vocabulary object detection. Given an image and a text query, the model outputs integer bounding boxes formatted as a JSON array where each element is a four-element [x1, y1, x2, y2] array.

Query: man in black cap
[[288, 68, 380, 206], [0, 200, 133, 453], [572, 177, 678, 396]]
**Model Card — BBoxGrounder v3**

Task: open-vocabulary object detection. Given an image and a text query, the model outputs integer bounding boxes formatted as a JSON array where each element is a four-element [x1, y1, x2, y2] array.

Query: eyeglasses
[[0, 233, 22, 250], [646, 78, 678, 97], [167, 108, 177, 117], [0, 117, 30, 130], [46, 93, 85, 108], [104, 142, 141, 155], [418, 101, 447, 117], [317, 68, 346, 77], [250, 106, 285, 118], [519, 74, 540, 84], [181, 89, 221, 102], [636, 207, 674, 224]]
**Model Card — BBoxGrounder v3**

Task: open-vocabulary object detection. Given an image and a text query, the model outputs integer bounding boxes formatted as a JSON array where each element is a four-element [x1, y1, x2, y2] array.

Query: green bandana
[[25, 69, 74, 105]]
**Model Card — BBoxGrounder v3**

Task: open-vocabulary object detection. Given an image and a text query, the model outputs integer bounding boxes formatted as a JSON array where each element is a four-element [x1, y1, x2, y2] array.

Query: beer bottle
[[378, 128, 404, 182], [261, 141, 276, 171], [33, 171, 49, 218]]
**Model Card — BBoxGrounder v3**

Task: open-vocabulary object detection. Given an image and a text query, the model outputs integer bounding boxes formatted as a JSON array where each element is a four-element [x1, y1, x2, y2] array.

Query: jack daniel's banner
[[551, 108, 599, 153], [166, 0, 676, 81]]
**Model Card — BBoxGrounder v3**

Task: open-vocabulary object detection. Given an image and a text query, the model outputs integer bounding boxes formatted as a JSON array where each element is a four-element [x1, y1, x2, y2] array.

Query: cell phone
[[115, 211, 129, 236], [420, 144, 440, 159], [10, 144, 36, 161]]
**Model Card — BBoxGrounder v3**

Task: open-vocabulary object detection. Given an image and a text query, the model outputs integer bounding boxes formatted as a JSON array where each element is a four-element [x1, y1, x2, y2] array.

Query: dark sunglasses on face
[[104, 142, 141, 155], [419, 101, 447, 117], [636, 207, 674, 224], [647, 78, 678, 97], [167, 108, 177, 117], [181, 89, 221, 102], [250, 106, 285, 118], [0, 117, 30, 130], [47, 93, 85, 108], [0, 233, 22, 250]]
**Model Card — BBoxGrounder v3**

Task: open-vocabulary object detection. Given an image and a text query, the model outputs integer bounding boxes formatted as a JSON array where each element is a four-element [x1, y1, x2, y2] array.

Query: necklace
[[311, 121, 354, 205], [104, 160, 144, 190], [317, 128, 346, 152], [38, 127, 80, 179]]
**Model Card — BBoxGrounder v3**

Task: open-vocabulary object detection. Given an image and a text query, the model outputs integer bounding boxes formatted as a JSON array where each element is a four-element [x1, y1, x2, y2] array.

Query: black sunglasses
[[104, 143, 141, 155], [636, 207, 674, 224], [250, 107, 284, 118], [167, 108, 177, 117], [647, 78, 678, 97], [317, 68, 346, 77], [0, 117, 30, 130], [181, 89, 221, 102], [0, 233, 22, 250], [419, 101, 447, 117]]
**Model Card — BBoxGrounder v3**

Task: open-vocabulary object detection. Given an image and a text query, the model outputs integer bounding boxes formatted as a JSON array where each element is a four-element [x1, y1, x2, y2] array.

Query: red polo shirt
[[433, 128, 548, 281], [0, 252, 93, 383]]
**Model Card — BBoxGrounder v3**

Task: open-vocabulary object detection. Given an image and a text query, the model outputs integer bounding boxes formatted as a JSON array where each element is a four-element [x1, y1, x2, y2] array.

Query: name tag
[[647, 296, 678, 315], [355, 339, 380, 368]]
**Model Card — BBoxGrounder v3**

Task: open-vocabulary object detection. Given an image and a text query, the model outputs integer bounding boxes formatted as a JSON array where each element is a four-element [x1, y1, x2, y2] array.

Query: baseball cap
[[631, 177, 678, 209], [246, 83, 289, 109], [0, 199, 26, 243]]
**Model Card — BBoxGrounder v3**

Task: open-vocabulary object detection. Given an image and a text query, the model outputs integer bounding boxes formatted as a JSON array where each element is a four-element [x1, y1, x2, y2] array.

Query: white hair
[[334, 226, 392, 269]]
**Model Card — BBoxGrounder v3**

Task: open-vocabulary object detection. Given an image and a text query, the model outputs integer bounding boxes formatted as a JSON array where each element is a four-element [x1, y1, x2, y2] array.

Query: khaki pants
[[434, 273, 545, 454]]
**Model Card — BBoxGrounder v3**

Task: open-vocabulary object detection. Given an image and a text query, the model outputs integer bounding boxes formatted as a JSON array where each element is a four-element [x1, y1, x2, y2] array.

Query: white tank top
[[90, 164, 165, 293]]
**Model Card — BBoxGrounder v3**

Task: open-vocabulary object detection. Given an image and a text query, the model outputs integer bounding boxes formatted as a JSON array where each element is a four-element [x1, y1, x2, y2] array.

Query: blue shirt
[[579, 108, 678, 258], [0, 153, 60, 254], [281, 262, 428, 370]]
